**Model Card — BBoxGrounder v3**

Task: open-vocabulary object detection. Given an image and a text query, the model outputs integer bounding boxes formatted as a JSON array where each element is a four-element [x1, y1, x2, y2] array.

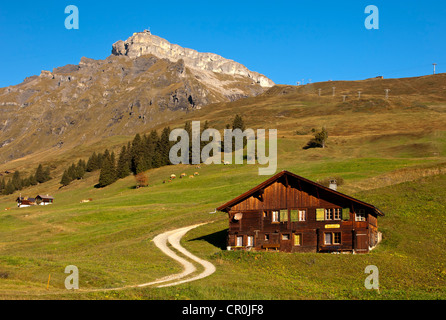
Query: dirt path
[[138, 223, 216, 288], [2, 223, 215, 296]]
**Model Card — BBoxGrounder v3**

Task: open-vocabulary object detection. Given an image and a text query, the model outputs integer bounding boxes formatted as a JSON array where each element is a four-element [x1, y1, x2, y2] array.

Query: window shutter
[[316, 208, 325, 221], [294, 234, 301, 246], [280, 210, 288, 222], [290, 210, 299, 222], [342, 208, 350, 220]]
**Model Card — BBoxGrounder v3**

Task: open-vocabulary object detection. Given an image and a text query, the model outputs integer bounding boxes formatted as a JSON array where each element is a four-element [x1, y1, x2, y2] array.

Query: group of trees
[[97, 126, 173, 187], [60, 160, 87, 186], [59, 126, 174, 188], [0, 164, 51, 195], [303, 127, 328, 150], [60, 115, 248, 189]]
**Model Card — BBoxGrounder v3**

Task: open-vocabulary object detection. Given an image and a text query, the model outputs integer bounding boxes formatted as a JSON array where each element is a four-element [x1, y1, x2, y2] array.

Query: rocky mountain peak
[[112, 30, 275, 88]]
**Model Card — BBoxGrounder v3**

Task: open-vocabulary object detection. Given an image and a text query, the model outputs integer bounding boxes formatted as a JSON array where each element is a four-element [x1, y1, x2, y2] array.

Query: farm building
[[16, 197, 36, 208], [217, 170, 383, 254], [36, 194, 54, 205], [16, 194, 54, 208]]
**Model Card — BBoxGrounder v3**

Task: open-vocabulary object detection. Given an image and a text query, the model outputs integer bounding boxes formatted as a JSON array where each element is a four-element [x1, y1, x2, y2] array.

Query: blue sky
[[0, 0, 445, 88]]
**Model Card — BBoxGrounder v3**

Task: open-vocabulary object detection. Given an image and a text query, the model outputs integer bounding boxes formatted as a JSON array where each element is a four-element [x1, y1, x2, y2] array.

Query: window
[[356, 209, 367, 221], [263, 211, 268, 218], [291, 209, 306, 222], [282, 234, 290, 240], [293, 234, 302, 246], [236, 236, 243, 247], [316, 208, 325, 221], [264, 234, 269, 241], [334, 208, 341, 220], [299, 209, 307, 221], [280, 210, 288, 222], [324, 232, 341, 245], [325, 208, 333, 220], [333, 232, 341, 244], [290, 210, 298, 222], [272, 211, 279, 223], [247, 236, 254, 247], [324, 233, 332, 245]]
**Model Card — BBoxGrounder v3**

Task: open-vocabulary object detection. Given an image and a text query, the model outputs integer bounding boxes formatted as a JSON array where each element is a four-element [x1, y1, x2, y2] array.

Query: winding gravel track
[[138, 223, 216, 288]]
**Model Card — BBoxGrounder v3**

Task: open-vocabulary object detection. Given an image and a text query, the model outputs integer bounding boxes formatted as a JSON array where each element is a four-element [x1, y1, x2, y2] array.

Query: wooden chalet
[[16, 197, 36, 208], [36, 194, 54, 205], [217, 171, 384, 254]]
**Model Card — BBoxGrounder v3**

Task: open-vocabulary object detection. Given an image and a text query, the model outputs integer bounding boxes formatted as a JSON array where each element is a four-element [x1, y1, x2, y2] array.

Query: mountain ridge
[[0, 31, 275, 163], [112, 30, 275, 88]]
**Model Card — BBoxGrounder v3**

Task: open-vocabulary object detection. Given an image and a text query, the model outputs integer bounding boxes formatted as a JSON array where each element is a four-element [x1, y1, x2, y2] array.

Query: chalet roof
[[36, 194, 54, 200], [217, 170, 384, 216], [16, 197, 36, 202]]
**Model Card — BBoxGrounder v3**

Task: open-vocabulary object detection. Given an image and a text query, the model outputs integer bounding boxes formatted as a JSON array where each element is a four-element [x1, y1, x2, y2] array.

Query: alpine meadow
[[1, 7, 446, 301]]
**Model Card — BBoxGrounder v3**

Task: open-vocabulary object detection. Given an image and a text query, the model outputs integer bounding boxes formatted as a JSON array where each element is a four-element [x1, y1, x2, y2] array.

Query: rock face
[[0, 31, 275, 163], [112, 30, 275, 88]]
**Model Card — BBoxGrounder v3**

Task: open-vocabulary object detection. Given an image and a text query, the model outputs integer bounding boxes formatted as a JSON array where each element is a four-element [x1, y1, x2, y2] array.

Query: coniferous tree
[[130, 134, 145, 174], [159, 126, 171, 166], [200, 120, 211, 162], [96, 152, 104, 170], [231, 114, 247, 151], [145, 130, 159, 169], [67, 163, 77, 181], [35, 164, 46, 184], [0, 177, 5, 194], [87, 152, 99, 172], [117, 145, 131, 179], [4, 180, 15, 195], [232, 114, 246, 132], [183, 121, 193, 164], [11, 171, 22, 191], [28, 173, 38, 186], [98, 152, 117, 188], [60, 170, 72, 186], [74, 160, 86, 180]]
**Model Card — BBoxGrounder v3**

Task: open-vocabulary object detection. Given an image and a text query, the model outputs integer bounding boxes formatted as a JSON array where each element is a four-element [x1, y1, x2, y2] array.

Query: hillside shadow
[[188, 229, 228, 250]]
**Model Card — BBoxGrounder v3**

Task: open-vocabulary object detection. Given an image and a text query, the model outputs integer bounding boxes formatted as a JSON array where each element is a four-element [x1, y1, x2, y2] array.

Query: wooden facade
[[36, 195, 54, 205], [217, 171, 384, 254], [16, 195, 54, 207]]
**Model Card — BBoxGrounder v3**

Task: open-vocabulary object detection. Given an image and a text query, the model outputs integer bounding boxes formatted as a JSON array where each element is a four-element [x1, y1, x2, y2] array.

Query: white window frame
[[334, 208, 341, 220], [236, 236, 243, 247], [299, 209, 307, 221], [247, 236, 254, 247], [324, 232, 332, 245], [272, 211, 279, 223], [325, 208, 334, 220], [355, 209, 367, 222]]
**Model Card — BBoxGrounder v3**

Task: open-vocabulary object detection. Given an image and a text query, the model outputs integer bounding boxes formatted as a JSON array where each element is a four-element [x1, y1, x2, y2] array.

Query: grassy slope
[[0, 75, 446, 299]]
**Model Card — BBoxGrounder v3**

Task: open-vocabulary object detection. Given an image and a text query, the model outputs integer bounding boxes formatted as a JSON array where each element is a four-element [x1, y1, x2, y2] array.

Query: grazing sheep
[[180, 173, 187, 178], [195, 165, 201, 169], [194, 172, 199, 176], [170, 174, 176, 179], [189, 175, 194, 178]]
